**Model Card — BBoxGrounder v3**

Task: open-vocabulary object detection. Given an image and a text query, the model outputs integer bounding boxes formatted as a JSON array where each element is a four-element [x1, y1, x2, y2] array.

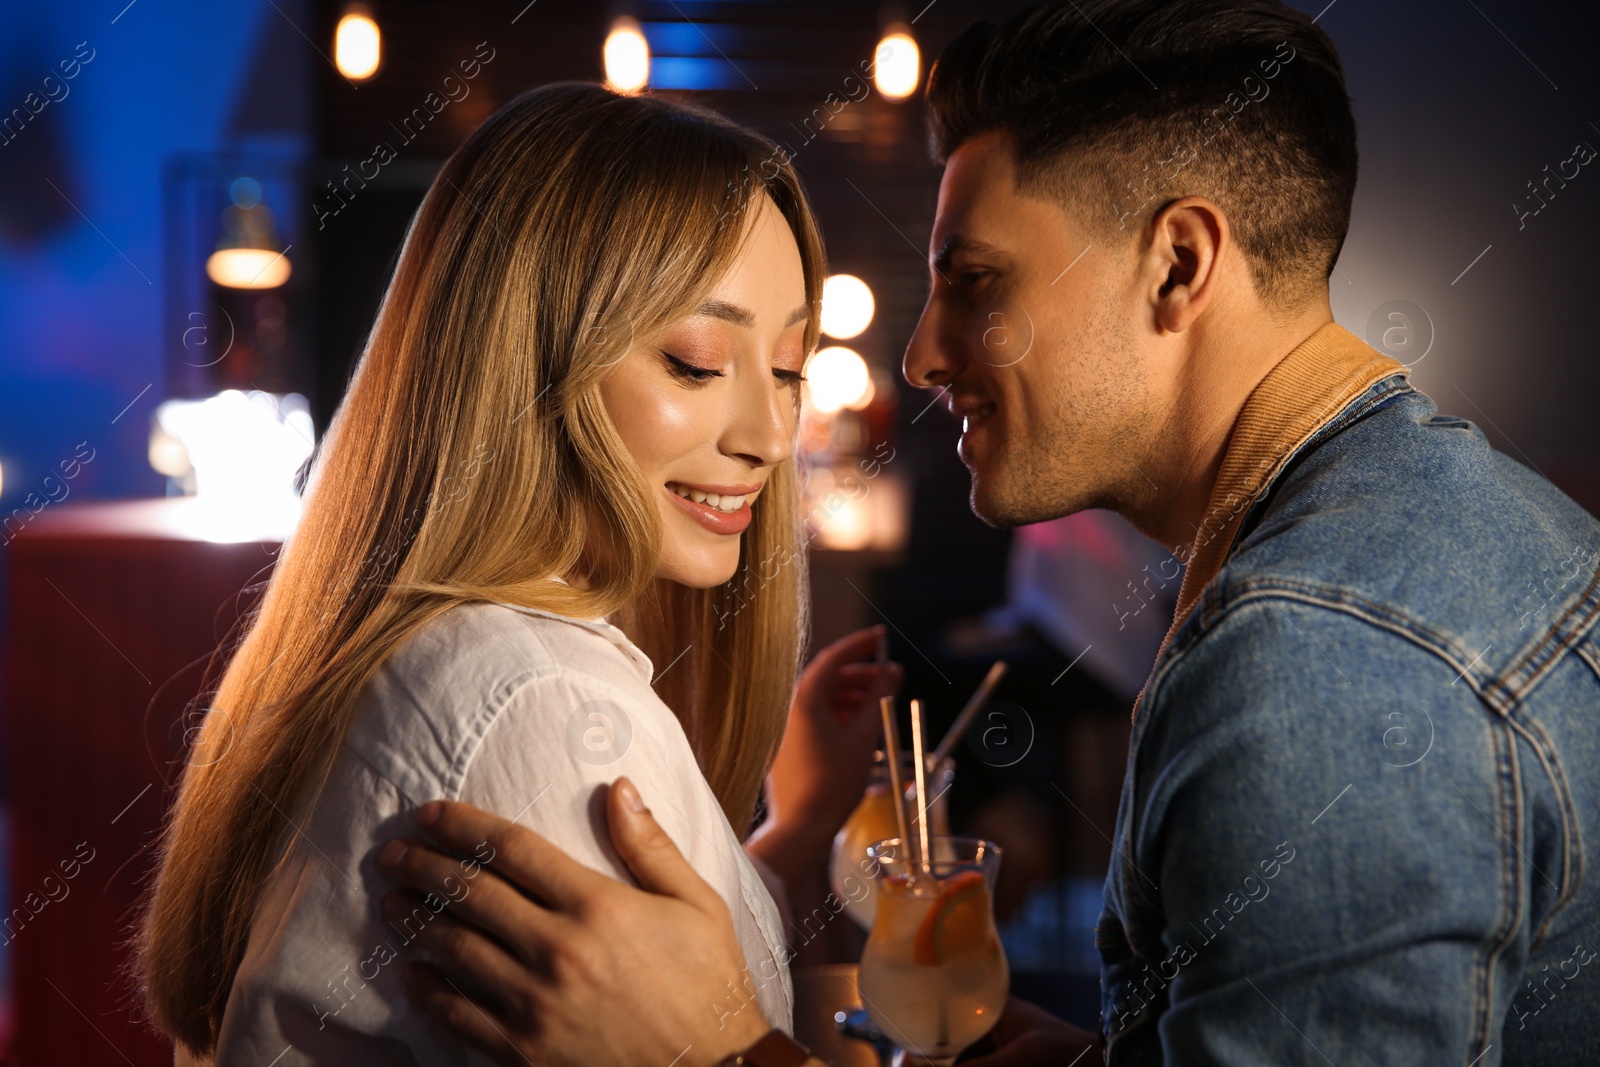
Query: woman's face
[[600, 193, 809, 588]]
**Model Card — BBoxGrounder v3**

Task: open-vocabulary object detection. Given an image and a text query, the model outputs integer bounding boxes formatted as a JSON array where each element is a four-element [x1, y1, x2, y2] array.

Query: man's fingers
[[379, 839, 564, 961], [407, 799, 606, 911], [382, 889, 546, 1007], [401, 962, 532, 1067], [606, 778, 722, 912]]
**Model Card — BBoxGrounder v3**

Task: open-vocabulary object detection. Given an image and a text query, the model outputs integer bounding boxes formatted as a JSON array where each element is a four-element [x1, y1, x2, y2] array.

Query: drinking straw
[[909, 699, 933, 879], [914, 700, 951, 1056], [877, 695, 915, 872], [930, 660, 1009, 766]]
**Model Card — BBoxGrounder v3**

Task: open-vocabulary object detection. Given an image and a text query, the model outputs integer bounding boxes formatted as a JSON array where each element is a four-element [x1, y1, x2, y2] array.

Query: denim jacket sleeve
[[1116, 596, 1523, 1065]]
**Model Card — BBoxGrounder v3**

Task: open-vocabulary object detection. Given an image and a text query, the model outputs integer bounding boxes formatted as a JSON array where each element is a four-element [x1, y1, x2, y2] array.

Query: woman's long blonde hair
[[137, 82, 825, 1055]]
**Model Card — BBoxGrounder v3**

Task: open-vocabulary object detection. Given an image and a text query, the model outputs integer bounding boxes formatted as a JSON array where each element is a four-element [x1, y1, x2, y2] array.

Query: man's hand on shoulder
[[378, 779, 771, 1067]]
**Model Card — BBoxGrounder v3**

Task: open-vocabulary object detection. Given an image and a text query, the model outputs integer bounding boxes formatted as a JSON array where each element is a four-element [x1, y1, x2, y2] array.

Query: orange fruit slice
[[912, 870, 990, 966]]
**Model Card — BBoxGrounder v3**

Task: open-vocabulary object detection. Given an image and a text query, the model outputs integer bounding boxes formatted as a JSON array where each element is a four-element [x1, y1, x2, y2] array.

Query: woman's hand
[[746, 625, 902, 889]]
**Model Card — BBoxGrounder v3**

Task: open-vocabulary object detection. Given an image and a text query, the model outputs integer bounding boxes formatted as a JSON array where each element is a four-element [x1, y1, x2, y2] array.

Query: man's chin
[[968, 473, 1031, 529], [968, 466, 1084, 529]]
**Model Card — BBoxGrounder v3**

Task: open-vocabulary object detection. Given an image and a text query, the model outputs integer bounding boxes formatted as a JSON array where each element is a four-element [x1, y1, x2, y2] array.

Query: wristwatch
[[717, 1028, 813, 1067]]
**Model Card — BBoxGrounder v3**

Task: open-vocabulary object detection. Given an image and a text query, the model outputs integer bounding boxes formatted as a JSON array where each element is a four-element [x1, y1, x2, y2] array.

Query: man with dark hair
[[372, 2, 1600, 1064]]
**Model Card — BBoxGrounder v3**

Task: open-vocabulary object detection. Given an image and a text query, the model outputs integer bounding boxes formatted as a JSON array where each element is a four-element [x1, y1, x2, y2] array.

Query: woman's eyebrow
[[698, 300, 755, 327], [696, 300, 811, 329]]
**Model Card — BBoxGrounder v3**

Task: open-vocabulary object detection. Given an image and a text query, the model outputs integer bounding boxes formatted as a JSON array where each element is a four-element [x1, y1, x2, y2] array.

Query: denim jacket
[[1097, 367, 1600, 1064]]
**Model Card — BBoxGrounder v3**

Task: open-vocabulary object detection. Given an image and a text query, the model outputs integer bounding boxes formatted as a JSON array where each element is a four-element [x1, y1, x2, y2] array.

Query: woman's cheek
[[602, 364, 703, 478]]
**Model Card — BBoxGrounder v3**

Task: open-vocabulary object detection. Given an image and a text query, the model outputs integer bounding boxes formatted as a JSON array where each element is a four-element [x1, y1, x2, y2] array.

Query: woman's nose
[[722, 371, 794, 467]]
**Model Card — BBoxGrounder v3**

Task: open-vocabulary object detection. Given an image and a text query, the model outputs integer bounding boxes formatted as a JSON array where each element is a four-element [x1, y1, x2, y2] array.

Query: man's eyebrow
[[931, 234, 1006, 274], [696, 300, 811, 329]]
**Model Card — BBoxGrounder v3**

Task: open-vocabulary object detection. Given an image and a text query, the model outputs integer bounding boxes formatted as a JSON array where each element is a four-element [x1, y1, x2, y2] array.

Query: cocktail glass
[[830, 752, 954, 928], [856, 836, 1007, 1066]]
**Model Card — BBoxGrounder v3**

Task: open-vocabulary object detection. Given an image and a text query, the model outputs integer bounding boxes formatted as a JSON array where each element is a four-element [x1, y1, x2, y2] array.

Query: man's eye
[[959, 269, 991, 287], [662, 351, 722, 382]]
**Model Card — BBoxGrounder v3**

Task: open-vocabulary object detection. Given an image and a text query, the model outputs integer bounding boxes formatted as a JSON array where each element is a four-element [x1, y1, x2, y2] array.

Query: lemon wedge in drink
[[912, 869, 990, 966]]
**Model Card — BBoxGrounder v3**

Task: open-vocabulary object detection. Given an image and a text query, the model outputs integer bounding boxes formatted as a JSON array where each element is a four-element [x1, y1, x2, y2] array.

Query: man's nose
[[902, 295, 962, 389]]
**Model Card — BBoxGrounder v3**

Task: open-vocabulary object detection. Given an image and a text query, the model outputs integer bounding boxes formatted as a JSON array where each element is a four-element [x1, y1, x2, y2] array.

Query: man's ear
[[1145, 196, 1229, 333]]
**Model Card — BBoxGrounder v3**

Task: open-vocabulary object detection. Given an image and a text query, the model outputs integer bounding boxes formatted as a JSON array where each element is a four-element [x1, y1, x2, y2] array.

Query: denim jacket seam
[[1186, 578, 1496, 705], [1183, 576, 1467, 689], [1487, 564, 1600, 710], [1507, 714, 1583, 947], [1577, 639, 1600, 682], [1479, 715, 1524, 1053]]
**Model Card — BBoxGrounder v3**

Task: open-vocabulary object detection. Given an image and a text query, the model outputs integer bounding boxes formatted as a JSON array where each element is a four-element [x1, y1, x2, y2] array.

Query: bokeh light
[[874, 29, 920, 101], [604, 18, 650, 94], [806, 346, 873, 415], [334, 7, 381, 81], [821, 273, 875, 339]]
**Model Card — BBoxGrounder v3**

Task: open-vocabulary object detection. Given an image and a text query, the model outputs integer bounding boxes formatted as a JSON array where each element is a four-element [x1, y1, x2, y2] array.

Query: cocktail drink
[[856, 836, 1007, 1066], [830, 752, 954, 928]]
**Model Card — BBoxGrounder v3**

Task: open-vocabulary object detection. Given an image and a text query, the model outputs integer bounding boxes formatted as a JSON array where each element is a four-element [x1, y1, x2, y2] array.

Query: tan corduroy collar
[[1156, 321, 1409, 660]]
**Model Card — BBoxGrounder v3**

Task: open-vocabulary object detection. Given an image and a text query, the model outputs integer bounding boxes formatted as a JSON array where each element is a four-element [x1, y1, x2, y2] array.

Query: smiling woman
[[135, 82, 830, 1065], [602, 200, 813, 583]]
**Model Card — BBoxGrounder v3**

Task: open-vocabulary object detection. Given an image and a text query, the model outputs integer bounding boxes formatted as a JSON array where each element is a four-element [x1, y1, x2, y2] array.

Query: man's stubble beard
[[967, 314, 1148, 529], [968, 411, 1097, 528]]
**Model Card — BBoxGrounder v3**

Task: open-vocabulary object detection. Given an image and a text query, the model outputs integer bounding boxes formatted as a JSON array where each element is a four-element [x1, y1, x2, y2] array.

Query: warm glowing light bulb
[[874, 29, 920, 101], [206, 248, 291, 289], [335, 8, 381, 81], [806, 346, 872, 415], [821, 274, 875, 339], [605, 18, 650, 94]]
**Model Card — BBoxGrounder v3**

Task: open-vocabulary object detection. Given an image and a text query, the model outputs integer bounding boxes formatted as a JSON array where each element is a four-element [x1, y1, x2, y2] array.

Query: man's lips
[[946, 391, 997, 424], [960, 403, 997, 434], [948, 394, 997, 468]]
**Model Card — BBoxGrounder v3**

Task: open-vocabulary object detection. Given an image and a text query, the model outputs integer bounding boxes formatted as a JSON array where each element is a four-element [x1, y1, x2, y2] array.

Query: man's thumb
[[608, 777, 718, 908]]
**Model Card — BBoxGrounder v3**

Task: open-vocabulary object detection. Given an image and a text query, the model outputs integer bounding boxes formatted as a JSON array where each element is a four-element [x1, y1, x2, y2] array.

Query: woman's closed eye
[[661, 350, 723, 383], [664, 350, 807, 389]]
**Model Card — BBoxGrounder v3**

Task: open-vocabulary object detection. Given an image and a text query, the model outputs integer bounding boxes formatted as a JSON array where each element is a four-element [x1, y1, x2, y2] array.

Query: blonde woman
[[138, 83, 900, 1065]]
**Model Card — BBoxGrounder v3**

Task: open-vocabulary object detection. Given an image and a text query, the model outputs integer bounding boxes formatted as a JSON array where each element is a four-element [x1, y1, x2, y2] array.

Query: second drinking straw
[[909, 698, 933, 879], [931, 660, 1008, 766], [911, 698, 949, 1050]]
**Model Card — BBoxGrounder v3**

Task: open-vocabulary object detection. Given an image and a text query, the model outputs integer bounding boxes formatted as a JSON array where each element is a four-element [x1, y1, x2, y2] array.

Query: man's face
[[903, 130, 1158, 528]]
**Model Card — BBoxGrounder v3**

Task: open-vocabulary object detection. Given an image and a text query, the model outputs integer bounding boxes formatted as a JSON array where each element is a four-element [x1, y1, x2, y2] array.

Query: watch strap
[[723, 1028, 812, 1067]]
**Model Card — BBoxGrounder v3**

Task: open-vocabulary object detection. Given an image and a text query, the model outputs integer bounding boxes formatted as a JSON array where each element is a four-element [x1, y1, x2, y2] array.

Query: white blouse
[[210, 600, 795, 1066]]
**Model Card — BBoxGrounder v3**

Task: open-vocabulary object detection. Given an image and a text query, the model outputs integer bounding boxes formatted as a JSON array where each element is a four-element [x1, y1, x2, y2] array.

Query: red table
[[4, 498, 289, 1067]]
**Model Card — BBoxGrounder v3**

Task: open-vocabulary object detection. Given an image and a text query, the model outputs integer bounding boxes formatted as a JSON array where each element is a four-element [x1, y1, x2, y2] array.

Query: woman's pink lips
[[665, 485, 753, 535]]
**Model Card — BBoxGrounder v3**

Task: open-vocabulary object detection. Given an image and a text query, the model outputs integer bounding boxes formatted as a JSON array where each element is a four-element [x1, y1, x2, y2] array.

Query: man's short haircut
[[927, 0, 1358, 310]]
